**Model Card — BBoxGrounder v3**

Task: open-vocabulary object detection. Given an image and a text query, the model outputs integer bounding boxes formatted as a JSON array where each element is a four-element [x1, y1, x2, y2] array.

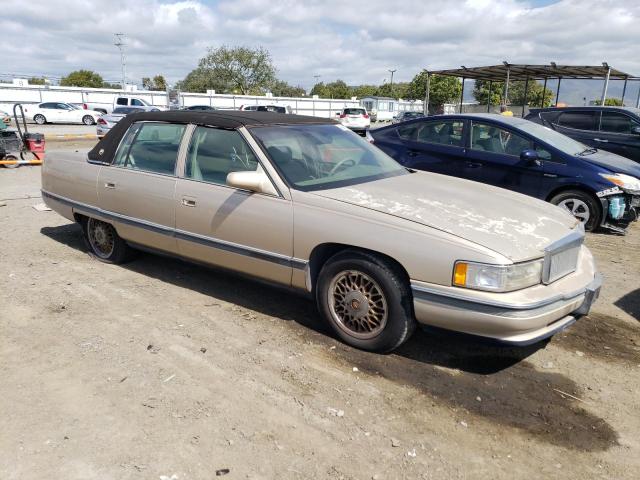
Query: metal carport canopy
[[421, 63, 638, 115]]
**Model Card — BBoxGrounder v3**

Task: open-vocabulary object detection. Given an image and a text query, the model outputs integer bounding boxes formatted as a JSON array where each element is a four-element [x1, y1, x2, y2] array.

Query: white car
[[23, 102, 103, 125], [337, 107, 371, 133]]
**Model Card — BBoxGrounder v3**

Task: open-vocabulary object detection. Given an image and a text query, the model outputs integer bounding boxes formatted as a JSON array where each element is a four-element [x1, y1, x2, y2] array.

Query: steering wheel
[[329, 158, 357, 175]]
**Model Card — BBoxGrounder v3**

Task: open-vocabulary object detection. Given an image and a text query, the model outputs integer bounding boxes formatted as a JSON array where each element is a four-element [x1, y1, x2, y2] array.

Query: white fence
[[0, 83, 425, 120]]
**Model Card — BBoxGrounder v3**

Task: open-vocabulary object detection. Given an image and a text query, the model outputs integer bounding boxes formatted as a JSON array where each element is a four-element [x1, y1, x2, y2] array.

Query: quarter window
[[113, 122, 185, 175], [185, 126, 259, 185], [399, 120, 464, 147], [557, 111, 596, 131], [600, 112, 640, 134], [471, 123, 532, 156]]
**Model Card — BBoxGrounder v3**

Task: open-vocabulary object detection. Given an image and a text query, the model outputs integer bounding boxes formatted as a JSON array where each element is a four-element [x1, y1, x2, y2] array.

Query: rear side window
[[557, 111, 596, 131], [116, 98, 128, 105], [600, 112, 640, 134], [399, 120, 464, 147], [185, 126, 259, 185], [113, 122, 186, 175]]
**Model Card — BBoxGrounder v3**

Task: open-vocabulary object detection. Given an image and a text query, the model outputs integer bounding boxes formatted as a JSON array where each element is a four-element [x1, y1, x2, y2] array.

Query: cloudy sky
[[3, 0, 640, 103]]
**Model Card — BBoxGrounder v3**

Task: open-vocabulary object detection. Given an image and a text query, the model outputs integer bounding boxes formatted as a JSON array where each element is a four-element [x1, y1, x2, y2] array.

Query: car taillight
[[363, 114, 369, 119], [97, 118, 107, 125], [339, 114, 346, 118], [83, 103, 88, 109]]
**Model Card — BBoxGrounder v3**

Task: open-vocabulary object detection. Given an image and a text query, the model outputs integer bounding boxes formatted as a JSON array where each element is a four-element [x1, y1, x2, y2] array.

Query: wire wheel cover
[[328, 270, 388, 339], [88, 219, 115, 258]]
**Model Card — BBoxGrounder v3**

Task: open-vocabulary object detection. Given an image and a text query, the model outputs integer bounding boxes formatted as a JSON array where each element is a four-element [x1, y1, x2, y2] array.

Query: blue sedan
[[369, 113, 640, 232]]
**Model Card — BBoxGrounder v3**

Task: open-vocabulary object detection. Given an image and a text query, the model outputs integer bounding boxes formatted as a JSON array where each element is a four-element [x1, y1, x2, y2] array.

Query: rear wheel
[[316, 250, 416, 352], [2, 154, 20, 169], [82, 115, 95, 125], [550, 190, 602, 231], [34, 114, 46, 125], [83, 217, 135, 264]]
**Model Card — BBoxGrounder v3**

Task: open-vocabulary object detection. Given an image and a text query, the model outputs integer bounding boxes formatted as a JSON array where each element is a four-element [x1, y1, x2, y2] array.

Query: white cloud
[[1, 0, 639, 103]]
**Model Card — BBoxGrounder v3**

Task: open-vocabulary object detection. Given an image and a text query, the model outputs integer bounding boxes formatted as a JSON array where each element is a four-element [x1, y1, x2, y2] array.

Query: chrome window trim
[[41, 189, 307, 270]]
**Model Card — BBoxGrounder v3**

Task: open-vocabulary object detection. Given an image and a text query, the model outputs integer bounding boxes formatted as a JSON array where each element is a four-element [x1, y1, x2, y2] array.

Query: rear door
[[552, 110, 598, 147], [376, 118, 466, 177], [465, 121, 543, 197], [597, 111, 640, 162], [97, 121, 186, 252], [174, 126, 294, 285]]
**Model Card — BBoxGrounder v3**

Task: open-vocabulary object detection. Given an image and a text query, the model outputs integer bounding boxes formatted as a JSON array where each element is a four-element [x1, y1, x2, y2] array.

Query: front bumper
[[598, 193, 639, 232], [411, 270, 602, 346]]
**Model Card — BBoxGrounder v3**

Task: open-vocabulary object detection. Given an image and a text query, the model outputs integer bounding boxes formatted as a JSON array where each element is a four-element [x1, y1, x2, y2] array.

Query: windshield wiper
[[577, 147, 597, 155]]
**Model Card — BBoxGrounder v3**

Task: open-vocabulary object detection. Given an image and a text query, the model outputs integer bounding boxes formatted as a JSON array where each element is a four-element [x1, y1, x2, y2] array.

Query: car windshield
[[65, 103, 80, 110], [250, 124, 407, 191], [516, 120, 589, 155]]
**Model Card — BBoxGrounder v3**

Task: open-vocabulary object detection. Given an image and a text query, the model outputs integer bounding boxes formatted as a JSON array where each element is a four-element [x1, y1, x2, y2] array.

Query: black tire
[[82, 115, 95, 125], [316, 250, 416, 352], [2, 154, 20, 169], [549, 189, 602, 231], [34, 114, 46, 125], [82, 217, 135, 264]]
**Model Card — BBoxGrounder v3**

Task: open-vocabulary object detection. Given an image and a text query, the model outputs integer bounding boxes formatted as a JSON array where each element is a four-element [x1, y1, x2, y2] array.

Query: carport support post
[[522, 76, 529, 118], [423, 71, 430, 116], [621, 77, 628, 105], [600, 66, 611, 106], [459, 77, 465, 113], [541, 78, 548, 107], [487, 81, 492, 113], [504, 67, 510, 105], [636, 81, 640, 108], [555, 77, 562, 106]]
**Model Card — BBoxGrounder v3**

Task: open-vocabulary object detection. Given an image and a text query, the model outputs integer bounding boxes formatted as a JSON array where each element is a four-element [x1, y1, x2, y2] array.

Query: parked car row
[[42, 110, 604, 354]]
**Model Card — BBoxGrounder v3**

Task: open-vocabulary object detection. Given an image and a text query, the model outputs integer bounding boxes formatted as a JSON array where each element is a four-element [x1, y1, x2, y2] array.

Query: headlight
[[599, 173, 640, 193], [453, 260, 543, 292]]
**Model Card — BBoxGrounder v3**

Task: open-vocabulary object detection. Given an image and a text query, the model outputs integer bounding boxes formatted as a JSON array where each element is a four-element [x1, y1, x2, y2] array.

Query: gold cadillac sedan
[[42, 111, 601, 352]]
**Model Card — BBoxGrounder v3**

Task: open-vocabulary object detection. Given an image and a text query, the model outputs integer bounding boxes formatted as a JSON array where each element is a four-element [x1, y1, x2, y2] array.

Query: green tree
[[178, 67, 227, 93], [102, 82, 121, 89], [350, 84, 378, 98], [473, 79, 554, 107], [310, 80, 352, 99], [377, 81, 410, 99], [191, 45, 276, 95], [407, 71, 461, 109], [270, 79, 305, 97], [28, 77, 46, 85], [594, 98, 624, 106], [60, 70, 104, 88], [142, 75, 168, 91]]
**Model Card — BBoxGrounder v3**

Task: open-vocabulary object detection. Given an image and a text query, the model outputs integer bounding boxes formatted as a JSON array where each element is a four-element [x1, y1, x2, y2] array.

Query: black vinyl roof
[[429, 64, 635, 81], [89, 110, 335, 163]]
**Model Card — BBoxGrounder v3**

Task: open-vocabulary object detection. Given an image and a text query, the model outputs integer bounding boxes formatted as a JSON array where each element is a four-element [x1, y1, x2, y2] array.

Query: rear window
[[113, 107, 139, 114], [343, 108, 366, 115]]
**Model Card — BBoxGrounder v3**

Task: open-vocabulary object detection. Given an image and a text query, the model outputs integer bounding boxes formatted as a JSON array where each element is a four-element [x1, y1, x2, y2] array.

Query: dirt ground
[[1, 142, 639, 480]]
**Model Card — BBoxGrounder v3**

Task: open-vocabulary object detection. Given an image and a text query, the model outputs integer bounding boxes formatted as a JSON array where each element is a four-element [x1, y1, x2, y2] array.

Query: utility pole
[[114, 33, 127, 90], [388, 69, 396, 97]]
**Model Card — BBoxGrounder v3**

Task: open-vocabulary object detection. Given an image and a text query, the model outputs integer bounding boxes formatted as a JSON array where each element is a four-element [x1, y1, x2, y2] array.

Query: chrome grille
[[543, 229, 584, 284]]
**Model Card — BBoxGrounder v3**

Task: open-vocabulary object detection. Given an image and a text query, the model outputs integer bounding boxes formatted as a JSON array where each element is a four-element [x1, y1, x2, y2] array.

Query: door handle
[[104, 182, 116, 189], [465, 161, 482, 168], [594, 138, 609, 143], [182, 198, 197, 207]]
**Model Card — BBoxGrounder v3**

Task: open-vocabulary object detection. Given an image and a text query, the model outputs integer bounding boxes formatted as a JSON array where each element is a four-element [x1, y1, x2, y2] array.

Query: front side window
[[131, 99, 144, 106], [250, 124, 406, 191], [112, 122, 185, 175], [557, 111, 596, 131], [471, 122, 532, 156], [185, 127, 259, 185], [600, 112, 640, 134], [400, 120, 464, 147]]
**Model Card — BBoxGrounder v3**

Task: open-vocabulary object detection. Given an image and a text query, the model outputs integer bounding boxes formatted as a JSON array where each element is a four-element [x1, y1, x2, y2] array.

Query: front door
[[465, 121, 543, 197], [175, 126, 294, 286], [97, 121, 187, 252], [598, 111, 640, 162], [552, 110, 599, 148]]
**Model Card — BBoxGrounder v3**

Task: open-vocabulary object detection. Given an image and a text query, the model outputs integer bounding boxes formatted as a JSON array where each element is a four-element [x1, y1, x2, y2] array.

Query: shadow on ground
[[614, 288, 640, 321], [41, 223, 619, 452]]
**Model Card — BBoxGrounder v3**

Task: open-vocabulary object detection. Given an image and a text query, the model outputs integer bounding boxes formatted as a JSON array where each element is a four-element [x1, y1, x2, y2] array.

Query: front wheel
[[34, 114, 46, 125], [83, 217, 135, 264], [82, 115, 95, 125], [1, 154, 20, 169], [550, 190, 602, 231], [316, 251, 416, 352]]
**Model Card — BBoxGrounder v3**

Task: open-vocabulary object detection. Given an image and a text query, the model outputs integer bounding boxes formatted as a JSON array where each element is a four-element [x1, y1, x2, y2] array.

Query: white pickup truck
[[82, 96, 163, 114]]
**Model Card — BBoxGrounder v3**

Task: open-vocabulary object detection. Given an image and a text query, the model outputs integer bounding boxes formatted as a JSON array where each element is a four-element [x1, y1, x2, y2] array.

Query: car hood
[[578, 149, 640, 178], [312, 171, 579, 262]]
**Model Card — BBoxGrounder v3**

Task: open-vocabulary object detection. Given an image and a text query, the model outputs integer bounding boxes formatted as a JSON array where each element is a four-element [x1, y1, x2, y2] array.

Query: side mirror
[[226, 170, 276, 195], [631, 126, 640, 135], [520, 149, 540, 163]]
